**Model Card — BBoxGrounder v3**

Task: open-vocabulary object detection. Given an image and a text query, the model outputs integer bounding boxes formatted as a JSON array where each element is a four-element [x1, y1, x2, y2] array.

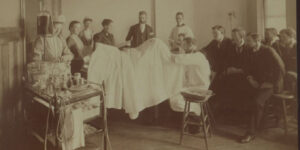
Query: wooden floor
[[0, 108, 298, 150]]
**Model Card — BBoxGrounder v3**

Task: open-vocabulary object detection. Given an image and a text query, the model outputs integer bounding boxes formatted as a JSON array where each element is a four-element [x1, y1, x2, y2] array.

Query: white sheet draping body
[[88, 38, 210, 119]]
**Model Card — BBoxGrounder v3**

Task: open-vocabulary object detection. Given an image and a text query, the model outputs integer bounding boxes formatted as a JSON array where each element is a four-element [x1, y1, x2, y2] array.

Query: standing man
[[126, 11, 155, 48], [277, 28, 297, 74], [240, 33, 285, 143], [79, 17, 94, 47], [169, 12, 194, 50], [93, 19, 115, 46]]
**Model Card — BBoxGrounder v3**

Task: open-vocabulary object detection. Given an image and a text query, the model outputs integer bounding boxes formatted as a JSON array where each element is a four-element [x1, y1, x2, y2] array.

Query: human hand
[[227, 67, 243, 74], [247, 76, 259, 88], [260, 82, 273, 89], [83, 55, 90, 63], [287, 71, 297, 80]]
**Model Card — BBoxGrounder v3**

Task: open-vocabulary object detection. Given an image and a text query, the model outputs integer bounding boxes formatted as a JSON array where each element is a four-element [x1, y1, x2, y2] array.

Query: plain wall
[[195, 0, 250, 47], [0, 0, 20, 27], [62, 0, 154, 46], [286, 0, 297, 30], [52, 0, 296, 48], [61, 0, 252, 47], [155, 0, 250, 48], [155, 0, 198, 47]]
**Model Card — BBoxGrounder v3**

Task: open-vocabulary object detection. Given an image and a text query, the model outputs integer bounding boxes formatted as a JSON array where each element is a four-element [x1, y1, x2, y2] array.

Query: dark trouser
[[210, 73, 252, 112], [247, 88, 274, 135], [71, 59, 84, 75]]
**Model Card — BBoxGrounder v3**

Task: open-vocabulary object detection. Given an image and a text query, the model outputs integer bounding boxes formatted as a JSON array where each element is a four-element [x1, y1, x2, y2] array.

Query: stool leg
[[281, 99, 288, 135], [200, 104, 209, 150], [180, 100, 188, 144], [207, 103, 216, 128], [204, 103, 212, 137]]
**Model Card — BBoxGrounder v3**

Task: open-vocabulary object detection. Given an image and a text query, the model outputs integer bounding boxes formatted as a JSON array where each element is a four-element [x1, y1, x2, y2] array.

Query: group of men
[[200, 26, 296, 143], [32, 10, 297, 144]]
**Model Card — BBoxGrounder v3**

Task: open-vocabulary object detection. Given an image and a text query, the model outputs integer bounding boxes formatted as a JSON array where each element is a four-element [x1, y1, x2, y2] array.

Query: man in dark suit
[[126, 11, 155, 48], [240, 33, 285, 143], [201, 25, 232, 102], [93, 19, 115, 47]]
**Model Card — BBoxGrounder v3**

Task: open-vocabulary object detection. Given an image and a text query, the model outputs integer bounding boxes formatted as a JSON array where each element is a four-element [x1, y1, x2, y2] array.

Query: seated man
[[201, 25, 232, 75], [271, 28, 297, 93], [213, 27, 251, 111], [240, 33, 285, 143], [263, 28, 279, 48], [200, 25, 232, 106]]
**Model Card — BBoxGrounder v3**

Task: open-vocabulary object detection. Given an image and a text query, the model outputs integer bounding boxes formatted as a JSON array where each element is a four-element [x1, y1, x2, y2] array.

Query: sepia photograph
[[0, 0, 298, 150]]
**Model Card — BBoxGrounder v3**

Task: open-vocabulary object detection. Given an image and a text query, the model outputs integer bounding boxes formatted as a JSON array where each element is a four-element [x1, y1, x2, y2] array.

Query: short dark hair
[[232, 27, 246, 38], [139, 11, 147, 16], [69, 20, 80, 30], [183, 37, 196, 45], [176, 12, 184, 17], [265, 28, 278, 36], [247, 32, 261, 41], [83, 17, 93, 23], [212, 25, 225, 35], [102, 19, 113, 27], [280, 28, 296, 39]]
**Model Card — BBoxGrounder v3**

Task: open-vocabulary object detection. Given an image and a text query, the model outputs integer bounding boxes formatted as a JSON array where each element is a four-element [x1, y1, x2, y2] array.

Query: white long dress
[[88, 38, 210, 119]]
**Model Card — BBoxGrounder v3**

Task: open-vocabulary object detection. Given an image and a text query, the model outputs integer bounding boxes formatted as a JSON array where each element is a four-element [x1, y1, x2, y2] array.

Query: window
[[264, 0, 286, 31]]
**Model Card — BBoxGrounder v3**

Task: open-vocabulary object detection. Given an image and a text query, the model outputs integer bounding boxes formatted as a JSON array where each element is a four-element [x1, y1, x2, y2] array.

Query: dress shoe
[[240, 134, 255, 143]]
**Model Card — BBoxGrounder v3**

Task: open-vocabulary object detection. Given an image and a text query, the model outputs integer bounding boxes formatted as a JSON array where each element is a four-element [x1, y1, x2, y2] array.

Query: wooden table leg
[[281, 99, 288, 135], [101, 91, 108, 150]]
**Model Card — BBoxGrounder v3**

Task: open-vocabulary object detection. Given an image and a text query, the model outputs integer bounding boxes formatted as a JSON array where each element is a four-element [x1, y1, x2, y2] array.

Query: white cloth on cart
[[88, 38, 210, 119]]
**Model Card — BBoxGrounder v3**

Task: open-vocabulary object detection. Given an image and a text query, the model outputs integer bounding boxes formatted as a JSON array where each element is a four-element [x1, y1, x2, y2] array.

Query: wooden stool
[[179, 90, 213, 150], [272, 91, 296, 135]]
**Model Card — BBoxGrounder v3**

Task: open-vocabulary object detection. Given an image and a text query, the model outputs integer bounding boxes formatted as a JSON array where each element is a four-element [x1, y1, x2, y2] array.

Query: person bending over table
[[125, 11, 155, 48], [170, 33, 185, 54], [239, 33, 285, 143]]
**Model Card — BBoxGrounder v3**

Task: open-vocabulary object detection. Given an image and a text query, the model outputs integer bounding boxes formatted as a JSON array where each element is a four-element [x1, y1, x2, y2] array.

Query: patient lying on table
[[88, 37, 211, 119]]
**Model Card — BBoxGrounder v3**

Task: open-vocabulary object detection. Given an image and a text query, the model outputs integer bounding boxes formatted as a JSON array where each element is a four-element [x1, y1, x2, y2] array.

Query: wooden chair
[[263, 72, 297, 135], [179, 89, 214, 150], [271, 91, 296, 134]]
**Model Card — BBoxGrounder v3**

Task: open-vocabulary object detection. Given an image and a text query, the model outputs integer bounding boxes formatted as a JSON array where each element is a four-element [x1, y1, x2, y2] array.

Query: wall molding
[[0, 27, 22, 45]]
